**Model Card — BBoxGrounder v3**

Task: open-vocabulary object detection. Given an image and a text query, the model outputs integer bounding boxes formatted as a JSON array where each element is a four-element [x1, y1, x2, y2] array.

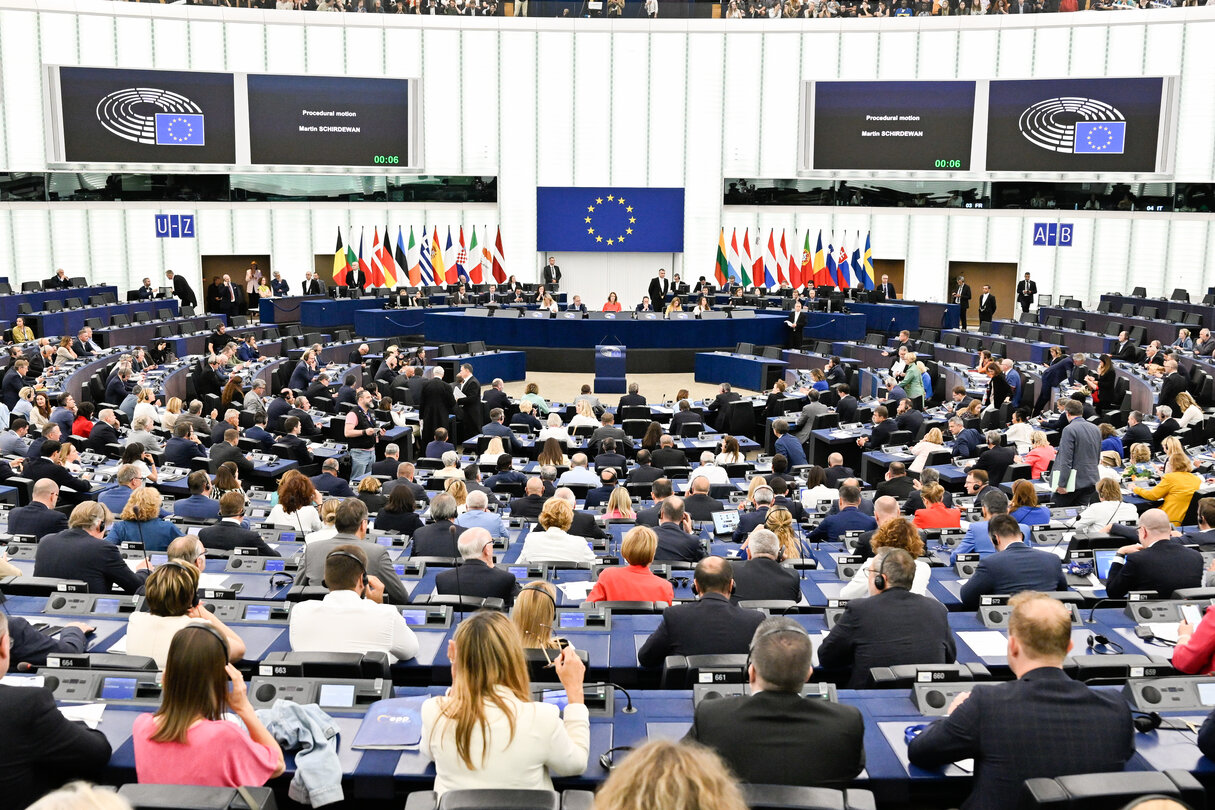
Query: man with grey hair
[[971, 429, 1016, 485], [455, 489, 508, 539], [948, 416, 985, 459], [177, 400, 213, 444], [557, 453, 599, 486], [1153, 404, 1181, 451], [297, 498, 410, 605], [1053, 398, 1101, 507], [686, 450, 728, 490], [483, 377, 510, 416], [734, 483, 775, 542], [98, 463, 145, 516], [165, 535, 207, 571], [410, 492, 467, 557], [685, 615, 863, 786], [243, 378, 268, 417], [732, 528, 801, 602], [618, 380, 646, 409], [127, 415, 164, 453], [1159, 356, 1188, 417], [311, 457, 355, 498], [1106, 507, 1203, 598], [420, 364, 456, 451], [434, 527, 519, 605], [372, 442, 401, 477]]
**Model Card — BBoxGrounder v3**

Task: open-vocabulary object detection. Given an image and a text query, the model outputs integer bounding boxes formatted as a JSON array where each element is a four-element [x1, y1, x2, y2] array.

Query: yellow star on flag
[[618, 198, 626, 204], [596, 197, 603, 204], [587, 227, 594, 234], [617, 235, 625, 242], [629, 217, 636, 224], [606, 195, 614, 201], [587, 206, 594, 212], [584, 216, 591, 223], [626, 228, 633, 234], [607, 238, 614, 245], [626, 206, 633, 212], [596, 236, 603, 243]]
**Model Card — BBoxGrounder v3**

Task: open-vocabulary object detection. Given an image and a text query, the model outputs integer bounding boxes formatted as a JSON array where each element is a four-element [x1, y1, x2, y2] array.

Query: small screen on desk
[[244, 605, 271, 621], [540, 688, 569, 711], [394, 564, 406, 576], [377, 537, 393, 547], [186, 527, 202, 536], [264, 559, 285, 572], [318, 683, 356, 708], [279, 532, 296, 543], [1094, 549, 1117, 582], [559, 613, 587, 629], [401, 609, 427, 626], [150, 554, 168, 566], [509, 567, 529, 578], [93, 598, 119, 613], [100, 677, 137, 700], [1199, 683, 1215, 706]]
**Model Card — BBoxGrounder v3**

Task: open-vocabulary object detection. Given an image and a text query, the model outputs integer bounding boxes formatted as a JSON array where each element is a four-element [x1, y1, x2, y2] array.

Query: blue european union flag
[[536, 187, 684, 253], [154, 113, 205, 146], [1074, 121, 1125, 155]]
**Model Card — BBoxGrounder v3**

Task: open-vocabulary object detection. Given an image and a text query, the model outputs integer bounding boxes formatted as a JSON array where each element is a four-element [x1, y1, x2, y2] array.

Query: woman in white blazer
[[421, 611, 589, 795]]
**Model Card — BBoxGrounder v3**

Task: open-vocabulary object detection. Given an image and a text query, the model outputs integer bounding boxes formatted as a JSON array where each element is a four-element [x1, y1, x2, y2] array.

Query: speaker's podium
[[595, 345, 626, 394]]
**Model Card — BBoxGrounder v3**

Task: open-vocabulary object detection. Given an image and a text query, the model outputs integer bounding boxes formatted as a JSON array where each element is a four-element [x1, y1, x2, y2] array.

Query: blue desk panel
[[437, 351, 527, 383], [847, 302, 920, 334], [300, 297, 387, 329], [359, 308, 435, 338], [695, 352, 786, 391], [31, 300, 176, 340], [803, 312, 867, 342], [0, 285, 119, 322], [421, 312, 790, 350], [259, 295, 328, 325]]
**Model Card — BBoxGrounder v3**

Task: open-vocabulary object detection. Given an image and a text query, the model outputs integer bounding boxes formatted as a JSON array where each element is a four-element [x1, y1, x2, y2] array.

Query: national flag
[[825, 242, 837, 289], [380, 225, 397, 287], [419, 226, 435, 285], [836, 234, 851, 290], [851, 243, 864, 293], [751, 230, 765, 288], [357, 228, 372, 289], [369, 227, 386, 288], [714, 229, 729, 286], [431, 228, 447, 285], [762, 230, 777, 288], [395, 227, 409, 288], [812, 230, 831, 287], [444, 227, 457, 284], [796, 231, 810, 289], [455, 226, 469, 282], [860, 231, 875, 290], [406, 226, 421, 286], [332, 227, 349, 287], [468, 227, 483, 284], [481, 225, 493, 281], [344, 229, 357, 282], [727, 229, 741, 284], [776, 230, 789, 286], [740, 228, 754, 287], [491, 226, 506, 283]]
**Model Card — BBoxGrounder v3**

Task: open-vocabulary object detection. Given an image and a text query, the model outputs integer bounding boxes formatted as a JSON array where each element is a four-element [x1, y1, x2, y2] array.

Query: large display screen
[[986, 77, 1167, 173], [810, 81, 977, 171], [246, 75, 411, 168], [57, 67, 237, 165]]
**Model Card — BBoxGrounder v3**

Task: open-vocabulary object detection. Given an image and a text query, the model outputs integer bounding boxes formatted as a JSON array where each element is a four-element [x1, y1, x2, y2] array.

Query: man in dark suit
[[908, 592, 1135, 810], [809, 484, 876, 544], [455, 364, 482, 441], [637, 556, 765, 667], [34, 502, 151, 593], [481, 408, 524, 455], [976, 284, 997, 328], [878, 274, 897, 300], [1112, 331, 1138, 362], [1016, 272, 1037, 314], [295, 499, 409, 604], [24, 441, 88, 494], [311, 459, 356, 498], [784, 301, 807, 350], [593, 438, 626, 473], [345, 262, 367, 291], [618, 382, 646, 409], [583, 469, 618, 511], [198, 493, 280, 555], [668, 400, 703, 438], [166, 269, 198, 308], [134, 276, 156, 300], [1121, 410, 1152, 457], [874, 462, 917, 501], [647, 268, 670, 305], [685, 617, 863, 787], [704, 383, 741, 430], [1033, 349, 1075, 415], [408, 493, 467, 557], [834, 386, 859, 424], [7, 478, 68, 540], [952, 275, 972, 329], [195, 355, 224, 402], [959, 515, 1068, 608], [1106, 508, 1204, 598], [210, 429, 254, 476], [104, 367, 133, 406], [650, 435, 687, 471], [971, 430, 1017, 485], [621, 452, 659, 488], [654, 497, 706, 563], [173, 471, 222, 520], [1152, 405, 1182, 452], [732, 488, 772, 543], [823, 454, 855, 489], [856, 406, 895, 451], [683, 476, 725, 522], [819, 548, 955, 688], [482, 378, 511, 417], [1159, 357, 1188, 415], [0, 611, 115, 808], [1195, 328, 1215, 357], [383, 462, 429, 506], [435, 527, 520, 606], [164, 423, 208, 467], [948, 417, 985, 459], [421, 367, 457, 452], [1184, 498, 1215, 550], [542, 256, 562, 289], [302, 271, 325, 296], [731, 529, 801, 602], [768, 476, 805, 523], [633, 479, 672, 527]]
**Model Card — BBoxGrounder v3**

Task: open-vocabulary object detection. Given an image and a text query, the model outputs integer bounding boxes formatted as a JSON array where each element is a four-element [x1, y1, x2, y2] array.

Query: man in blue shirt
[[49, 394, 76, 440], [949, 489, 1030, 565], [486, 454, 527, 490], [173, 470, 222, 520], [454, 489, 509, 540], [949, 417, 984, 459], [773, 419, 807, 467], [809, 484, 877, 544], [244, 413, 276, 451]]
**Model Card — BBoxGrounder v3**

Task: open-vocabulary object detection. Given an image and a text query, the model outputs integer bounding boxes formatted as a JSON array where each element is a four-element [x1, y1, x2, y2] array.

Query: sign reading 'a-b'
[[1032, 222, 1073, 247]]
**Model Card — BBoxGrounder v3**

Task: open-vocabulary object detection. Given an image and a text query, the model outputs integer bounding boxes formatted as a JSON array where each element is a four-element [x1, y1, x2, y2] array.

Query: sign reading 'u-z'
[[155, 214, 195, 238]]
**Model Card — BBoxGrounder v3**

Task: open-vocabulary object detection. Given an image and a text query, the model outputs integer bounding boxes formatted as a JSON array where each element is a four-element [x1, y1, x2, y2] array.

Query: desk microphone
[[1086, 597, 1128, 624], [604, 682, 637, 714]]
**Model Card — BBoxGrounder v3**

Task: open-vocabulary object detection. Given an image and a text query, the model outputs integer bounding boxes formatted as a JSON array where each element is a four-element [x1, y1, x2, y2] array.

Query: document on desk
[[829, 430, 855, 439], [556, 581, 595, 602], [957, 630, 1009, 659], [107, 633, 128, 653], [1146, 623, 1182, 643], [59, 702, 106, 730], [198, 573, 232, 589]]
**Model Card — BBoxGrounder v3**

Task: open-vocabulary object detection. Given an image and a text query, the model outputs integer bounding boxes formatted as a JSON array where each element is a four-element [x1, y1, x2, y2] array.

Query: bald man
[[1105, 508, 1204, 599]]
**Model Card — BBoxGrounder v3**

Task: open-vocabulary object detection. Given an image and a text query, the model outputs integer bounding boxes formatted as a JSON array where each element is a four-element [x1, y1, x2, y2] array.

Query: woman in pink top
[[602, 292, 623, 312], [586, 527, 673, 605], [1016, 430, 1056, 480], [133, 625, 284, 787]]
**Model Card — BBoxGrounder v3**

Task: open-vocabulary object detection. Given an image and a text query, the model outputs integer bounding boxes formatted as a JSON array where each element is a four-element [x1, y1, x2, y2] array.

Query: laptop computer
[[711, 510, 740, 536]]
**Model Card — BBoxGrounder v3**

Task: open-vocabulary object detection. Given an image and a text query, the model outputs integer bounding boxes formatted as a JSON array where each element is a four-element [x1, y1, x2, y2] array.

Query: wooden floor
[[497, 372, 761, 404]]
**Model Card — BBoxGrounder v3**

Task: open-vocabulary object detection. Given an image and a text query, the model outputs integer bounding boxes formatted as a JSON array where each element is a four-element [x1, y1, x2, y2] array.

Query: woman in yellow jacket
[[10, 316, 34, 343], [1132, 453, 1201, 525]]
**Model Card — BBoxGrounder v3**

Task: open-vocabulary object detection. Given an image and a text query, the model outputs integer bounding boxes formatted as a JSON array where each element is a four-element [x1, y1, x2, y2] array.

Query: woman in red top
[[602, 292, 622, 312], [1174, 606, 1215, 675], [586, 527, 673, 605], [912, 483, 961, 530], [73, 401, 95, 438]]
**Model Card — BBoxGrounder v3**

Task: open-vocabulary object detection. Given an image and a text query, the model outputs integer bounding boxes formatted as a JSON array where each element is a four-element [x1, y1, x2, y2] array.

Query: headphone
[[746, 620, 812, 678], [904, 724, 930, 746], [163, 559, 201, 608], [326, 550, 369, 597], [599, 746, 634, 771], [873, 552, 890, 592], [1129, 711, 1198, 735], [1086, 632, 1125, 655], [1066, 560, 1095, 577], [185, 620, 230, 659]]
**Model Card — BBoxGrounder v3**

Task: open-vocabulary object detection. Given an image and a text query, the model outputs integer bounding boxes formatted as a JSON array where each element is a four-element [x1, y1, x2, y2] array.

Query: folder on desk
[[351, 696, 426, 750], [1050, 469, 1076, 493]]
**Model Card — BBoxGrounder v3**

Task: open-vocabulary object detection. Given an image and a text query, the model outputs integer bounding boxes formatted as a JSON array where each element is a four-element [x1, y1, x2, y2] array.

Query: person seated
[[603, 486, 637, 521], [1132, 452, 1202, 526], [198, 493, 280, 556], [772, 419, 807, 467], [683, 475, 725, 522], [172, 471, 222, 521], [1008, 479, 1050, 525], [593, 438, 626, 474], [106, 486, 184, 552], [1073, 477, 1139, 534], [820, 548, 955, 687], [1106, 507, 1204, 598], [133, 625, 285, 788], [515, 498, 595, 565], [425, 428, 456, 459], [686, 616, 864, 786], [297, 498, 411, 605], [841, 512, 931, 598], [637, 556, 765, 667], [959, 515, 1068, 609], [310, 458, 356, 498], [908, 592, 1134, 808], [126, 561, 246, 668], [33, 502, 150, 594], [420, 611, 589, 795], [7, 477, 68, 540], [731, 528, 801, 603], [874, 461, 916, 501], [583, 468, 618, 510], [408, 493, 468, 557], [433, 451, 465, 482], [510, 580, 565, 652], [508, 476, 550, 520], [808, 484, 876, 544], [267, 470, 324, 533], [912, 482, 961, 530], [654, 496, 706, 563], [290, 544, 419, 663], [970, 430, 1017, 486], [586, 526, 674, 604], [435, 527, 520, 606], [950, 489, 1019, 565], [511, 400, 544, 432]]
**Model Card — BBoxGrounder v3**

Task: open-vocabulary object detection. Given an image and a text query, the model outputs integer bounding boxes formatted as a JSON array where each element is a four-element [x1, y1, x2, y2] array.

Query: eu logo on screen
[[1073, 121, 1125, 154], [155, 113, 205, 146]]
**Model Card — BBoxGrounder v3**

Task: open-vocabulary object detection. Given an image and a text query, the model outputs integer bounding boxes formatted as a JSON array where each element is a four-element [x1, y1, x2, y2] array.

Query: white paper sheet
[[59, 702, 106, 729], [198, 573, 232, 589], [1146, 623, 1182, 643], [957, 630, 1009, 658], [555, 581, 595, 601], [1, 675, 45, 688], [107, 633, 128, 653]]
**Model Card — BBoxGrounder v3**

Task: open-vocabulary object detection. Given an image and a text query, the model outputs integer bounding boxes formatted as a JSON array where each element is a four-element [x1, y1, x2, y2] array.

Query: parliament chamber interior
[[5, 2, 1215, 810]]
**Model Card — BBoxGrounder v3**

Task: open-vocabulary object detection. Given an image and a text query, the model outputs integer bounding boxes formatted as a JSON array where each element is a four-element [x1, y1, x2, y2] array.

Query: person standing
[[784, 300, 806, 350], [421, 367, 457, 453], [977, 284, 997, 330], [245, 261, 263, 311], [953, 275, 972, 329], [344, 388, 383, 481], [455, 363, 482, 442], [542, 256, 562, 290], [165, 269, 197, 309], [878, 274, 897, 299], [1016, 272, 1037, 315], [1052, 398, 1101, 507], [647, 268, 670, 306]]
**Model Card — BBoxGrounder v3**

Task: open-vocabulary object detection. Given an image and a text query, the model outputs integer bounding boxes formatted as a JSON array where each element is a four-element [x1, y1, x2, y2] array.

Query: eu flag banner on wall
[[536, 187, 685, 253]]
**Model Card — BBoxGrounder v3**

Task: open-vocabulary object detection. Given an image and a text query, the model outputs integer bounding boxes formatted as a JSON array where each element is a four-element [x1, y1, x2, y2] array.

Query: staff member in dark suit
[[34, 501, 151, 594], [704, 383, 740, 430], [482, 379, 510, 417], [685, 617, 864, 786], [1158, 357, 1189, 416], [953, 275, 972, 329], [345, 261, 367, 290], [421, 367, 457, 452], [971, 430, 1016, 486], [455, 363, 482, 441], [198, 493, 281, 556], [878, 274, 897, 300], [783, 300, 807, 350], [434, 527, 520, 605], [976, 284, 997, 329], [959, 515, 1068, 609], [637, 556, 765, 667], [732, 528, 801, 602], [302, 271, 325, 296], [1016, 272, 1037, 314], [819, 548, 955, 688], [654, 497, 707, 563], [908, 591, 1135, 810], [542, 256, 562, 289], [647, 268, 670, 305], [0, 612, 115, 808], [1105, 508, 1204, 598], [165, 269, 197, 308]]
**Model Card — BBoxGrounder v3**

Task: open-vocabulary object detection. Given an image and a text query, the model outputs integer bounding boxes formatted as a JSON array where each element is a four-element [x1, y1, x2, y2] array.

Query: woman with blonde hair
[[762, 506, 801, 560], [1075, 477, 1139, 532], [1125, 442, 1155, 481], [357, 476, 387, 514], [28, 782, 133, 810], [445, 478, 469, 513], [605, 486, 636, 520], [538, 412, 571, 445], [568, 399, 598, 431], [840, 517, 930, 599], [421, 611, 588, 794], [107, 487, 184, 551], [306, 498, 343, 544], [587, 526, 673, 604], [592, 740, 749, 810], [511, 580, 561, 650], [12, 385, 35, 419], [908, 427, 945, 474], [1176, 390, 1203, 429], [480, 436, 507, 465], [1162, 436, 1188, 462], [1134, 453, 1201, 525], [516, 499, 596, 564], [1016, 430, 1056, 480], [664, 295, 684, 316], [511, 399, 543, 431], [746, 475, 769, 506], [126, 560, 246, 667], [161, 396, 184, 430]]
